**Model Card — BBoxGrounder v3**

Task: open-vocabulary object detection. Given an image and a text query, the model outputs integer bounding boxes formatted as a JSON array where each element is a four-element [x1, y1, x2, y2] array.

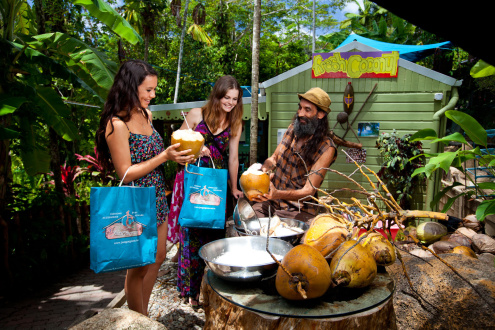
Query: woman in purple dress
[[95, 60, 195, 315], [172, 75, 244, 306]]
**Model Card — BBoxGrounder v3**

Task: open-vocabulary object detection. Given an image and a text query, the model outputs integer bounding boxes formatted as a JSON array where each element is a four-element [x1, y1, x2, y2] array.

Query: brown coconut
[[447, 233, 472, 248], [462, 214, 483, 232], [471, 234, 495, 254], [302, 214, 349, 259], [171, 129, 204, 159], [239, 164, 270, 201], [275, 244, 332, 300], [330, 240, 377, 288], [429, 240, 460, 254]]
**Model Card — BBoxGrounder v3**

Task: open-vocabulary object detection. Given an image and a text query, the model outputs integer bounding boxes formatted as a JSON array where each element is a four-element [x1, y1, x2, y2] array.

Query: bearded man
[[251, 87, 337, 222]]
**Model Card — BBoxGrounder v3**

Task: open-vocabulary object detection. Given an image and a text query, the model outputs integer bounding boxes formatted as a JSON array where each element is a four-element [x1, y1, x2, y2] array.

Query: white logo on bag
[[188, 185, 222, 206], [103, 210, 145, 240]]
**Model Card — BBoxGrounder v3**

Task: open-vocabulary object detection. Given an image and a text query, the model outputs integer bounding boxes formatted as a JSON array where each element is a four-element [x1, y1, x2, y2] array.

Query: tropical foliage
[[376, 130, 425, 209], [411, 110, 495, 221]]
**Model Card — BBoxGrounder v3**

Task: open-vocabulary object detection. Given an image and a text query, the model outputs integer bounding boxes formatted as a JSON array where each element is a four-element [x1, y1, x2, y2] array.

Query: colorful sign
[[312, 51, 399, 79]]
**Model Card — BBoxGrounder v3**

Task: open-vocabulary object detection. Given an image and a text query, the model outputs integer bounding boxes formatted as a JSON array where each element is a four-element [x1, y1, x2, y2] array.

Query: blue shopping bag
[[90, 169, 157, 273], [178, 161, 228, 229]]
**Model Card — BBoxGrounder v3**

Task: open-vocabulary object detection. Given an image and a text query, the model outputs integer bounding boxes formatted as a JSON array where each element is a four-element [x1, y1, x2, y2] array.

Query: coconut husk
[[471, 234, 495, 254], [409, 248, 433, 258], [462, 214, 483, 232], [447, 233, 473, 248], [429, 240, 460, 254], [455, 227, 477, 240]]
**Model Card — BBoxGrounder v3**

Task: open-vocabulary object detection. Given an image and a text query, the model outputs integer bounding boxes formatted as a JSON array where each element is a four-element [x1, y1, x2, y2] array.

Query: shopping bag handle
[[118, 166, 134, 187], [185, 155, 216, 176]]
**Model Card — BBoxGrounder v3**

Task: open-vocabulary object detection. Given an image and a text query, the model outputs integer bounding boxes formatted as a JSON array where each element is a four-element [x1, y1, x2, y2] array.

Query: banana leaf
[[72, 0, 143, 45], [34, 86, 78, 142]]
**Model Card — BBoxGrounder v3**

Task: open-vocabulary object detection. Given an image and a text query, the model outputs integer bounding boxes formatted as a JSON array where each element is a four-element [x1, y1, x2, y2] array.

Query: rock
[[471, 234, 495, 254], [388, 253, 495, 329], [70, 308, 166, 330], [477, 253, 495, 266]]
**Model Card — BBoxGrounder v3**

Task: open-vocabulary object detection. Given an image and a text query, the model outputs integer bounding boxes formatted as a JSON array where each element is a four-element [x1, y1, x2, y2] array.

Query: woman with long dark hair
[[167, 75, 244, 306], [95, 60, 195, 315]]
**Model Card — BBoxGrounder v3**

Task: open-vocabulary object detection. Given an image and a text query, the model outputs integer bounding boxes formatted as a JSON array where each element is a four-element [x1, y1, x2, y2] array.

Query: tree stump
[[201, 271, 397, 329]]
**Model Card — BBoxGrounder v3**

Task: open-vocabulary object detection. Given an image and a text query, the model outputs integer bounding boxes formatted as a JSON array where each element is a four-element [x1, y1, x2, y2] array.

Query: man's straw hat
[[298, 87, 331, 113]]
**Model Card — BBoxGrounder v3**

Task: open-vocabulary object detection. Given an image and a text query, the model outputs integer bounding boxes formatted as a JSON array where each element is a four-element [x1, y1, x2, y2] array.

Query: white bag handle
[[185, 155, 216, 176], [118, 166, 134, 187]]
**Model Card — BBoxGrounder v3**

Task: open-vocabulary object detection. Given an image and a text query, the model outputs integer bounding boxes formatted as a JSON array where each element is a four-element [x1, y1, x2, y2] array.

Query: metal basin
[[233, 197, 259, 228], [199, 236, 293, 282], [234, 217, 309, 246]]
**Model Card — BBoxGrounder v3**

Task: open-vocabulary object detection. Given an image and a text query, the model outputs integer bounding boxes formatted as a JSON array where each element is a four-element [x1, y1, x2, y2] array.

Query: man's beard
[[294, 116, 319, 137]]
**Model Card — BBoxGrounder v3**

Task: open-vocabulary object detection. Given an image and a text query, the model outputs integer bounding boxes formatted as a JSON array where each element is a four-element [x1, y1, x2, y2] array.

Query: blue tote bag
[[90, 168, 158, 273], [178, 160, 228, 229]]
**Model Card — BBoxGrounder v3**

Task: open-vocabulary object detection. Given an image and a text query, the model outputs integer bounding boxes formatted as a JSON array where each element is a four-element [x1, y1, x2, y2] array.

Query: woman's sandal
[[189, 295, 202, 309]]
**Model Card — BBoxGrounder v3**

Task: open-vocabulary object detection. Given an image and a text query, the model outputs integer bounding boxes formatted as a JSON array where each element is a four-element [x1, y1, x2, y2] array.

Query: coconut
[[452, 246, 478, 259], [455, 227, 477, 240], [447, 233, 472, 248], [275, 244, 332, 300], [239, 163, 270, 201], [471, 234, 495, 254], [330, 240, 377, 288], [462, 214, 483, 232], [171, 129, 204, 159], [429, 240, 460, 254], [416, 222, 447, 244], [302, 214, 349, 259], [409, 248, 433, 258], [361, 232, 397, 266]]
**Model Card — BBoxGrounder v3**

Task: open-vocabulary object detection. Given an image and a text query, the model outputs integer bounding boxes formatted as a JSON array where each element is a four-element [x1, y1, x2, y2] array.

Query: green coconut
[[417, 222, 447, 244]]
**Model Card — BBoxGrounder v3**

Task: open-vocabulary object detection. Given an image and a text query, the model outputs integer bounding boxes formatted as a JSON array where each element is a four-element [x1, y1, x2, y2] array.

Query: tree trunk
[[201, 274, 397, 329], [49, 128, 67, 245], [144, 34, 149, 62], [0, 111, 13, 294], [173, 0, 191, 104], [249, 0, 261, 166]]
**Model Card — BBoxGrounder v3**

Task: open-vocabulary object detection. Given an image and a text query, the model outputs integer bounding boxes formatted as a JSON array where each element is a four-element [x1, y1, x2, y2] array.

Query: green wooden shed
[[151, 40, 462, 211], [258, 41, 462, 210]]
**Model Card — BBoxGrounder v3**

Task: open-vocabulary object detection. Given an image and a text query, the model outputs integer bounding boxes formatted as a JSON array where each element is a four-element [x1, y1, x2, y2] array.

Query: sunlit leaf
[[445, 110, 487, 147], [470, 60, 495, 78], [72, 0, 143, 45]]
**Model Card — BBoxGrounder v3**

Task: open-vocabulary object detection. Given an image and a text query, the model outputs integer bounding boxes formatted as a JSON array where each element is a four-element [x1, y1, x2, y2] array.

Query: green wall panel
[[264, 63, 455, 211]]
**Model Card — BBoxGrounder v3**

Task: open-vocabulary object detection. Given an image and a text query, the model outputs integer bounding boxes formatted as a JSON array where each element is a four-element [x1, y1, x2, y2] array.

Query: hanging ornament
[[343, 81, 354, 114]]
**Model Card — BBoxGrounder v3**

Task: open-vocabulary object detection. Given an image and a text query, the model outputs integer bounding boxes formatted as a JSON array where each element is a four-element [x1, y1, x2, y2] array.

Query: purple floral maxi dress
[[177, 120, 230, 299], [125, 122, 169, 226]]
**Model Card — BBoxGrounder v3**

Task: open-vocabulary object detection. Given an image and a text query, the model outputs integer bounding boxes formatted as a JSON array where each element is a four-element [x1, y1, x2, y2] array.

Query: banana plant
[[410, 110, 495, 221], [0, 0, 142, 176]]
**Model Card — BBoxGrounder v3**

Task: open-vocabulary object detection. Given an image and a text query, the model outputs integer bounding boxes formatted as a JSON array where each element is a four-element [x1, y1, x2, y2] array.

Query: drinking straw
[[181, 111, 190, 129]]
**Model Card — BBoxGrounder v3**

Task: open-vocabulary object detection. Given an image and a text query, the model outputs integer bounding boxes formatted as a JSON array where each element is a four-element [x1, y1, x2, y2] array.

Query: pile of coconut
[[397, 215, 495, 263]]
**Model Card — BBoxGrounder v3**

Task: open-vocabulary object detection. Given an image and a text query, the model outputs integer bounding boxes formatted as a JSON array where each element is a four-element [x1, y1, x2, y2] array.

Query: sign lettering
[[312, 51, 399, 79]]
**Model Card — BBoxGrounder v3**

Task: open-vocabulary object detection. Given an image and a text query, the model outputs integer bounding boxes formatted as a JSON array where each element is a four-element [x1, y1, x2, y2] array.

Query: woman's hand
[[199, 146, 210, 158], [231, 187, 244, 200], [165, 143, 195, 165]]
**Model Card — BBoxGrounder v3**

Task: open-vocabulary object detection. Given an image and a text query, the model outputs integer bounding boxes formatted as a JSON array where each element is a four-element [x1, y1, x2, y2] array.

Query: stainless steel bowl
[[234, 217, 309, 246], [199, 236, 293, 282], [233, 197, 259, 228]]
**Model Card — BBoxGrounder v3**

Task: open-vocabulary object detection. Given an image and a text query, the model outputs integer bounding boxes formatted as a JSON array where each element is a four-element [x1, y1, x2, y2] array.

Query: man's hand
[[251, 182, 278, 202]]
